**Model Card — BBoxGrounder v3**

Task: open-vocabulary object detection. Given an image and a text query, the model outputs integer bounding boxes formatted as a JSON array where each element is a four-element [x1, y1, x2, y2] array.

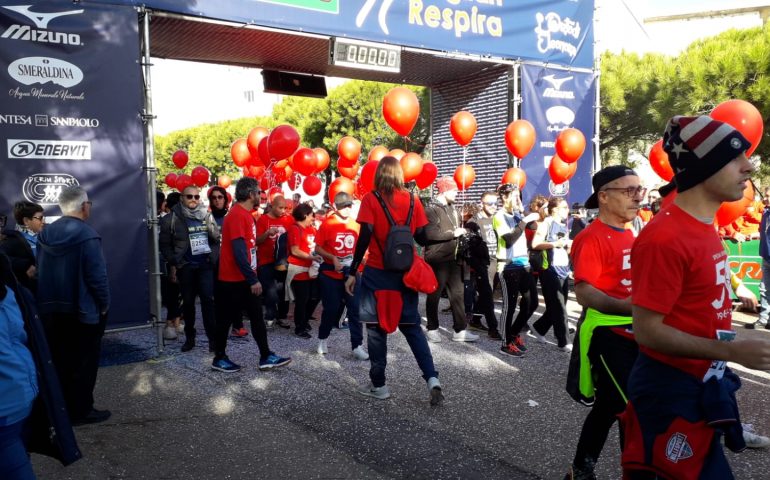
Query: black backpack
[[373, 191, 414, 272]]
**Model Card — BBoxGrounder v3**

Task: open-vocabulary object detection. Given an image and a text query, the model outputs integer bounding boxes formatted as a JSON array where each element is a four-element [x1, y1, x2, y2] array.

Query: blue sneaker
[[211, 357, 241, 373], [259, 353, 291, 371]]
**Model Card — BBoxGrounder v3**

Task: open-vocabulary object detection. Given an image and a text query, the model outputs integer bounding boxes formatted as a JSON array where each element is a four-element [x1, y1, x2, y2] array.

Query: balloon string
[[462, 146, 467, 205]]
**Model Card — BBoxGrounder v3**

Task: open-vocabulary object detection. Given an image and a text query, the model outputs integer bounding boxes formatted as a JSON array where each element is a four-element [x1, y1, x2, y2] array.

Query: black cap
[[584, 165, 638, 209]]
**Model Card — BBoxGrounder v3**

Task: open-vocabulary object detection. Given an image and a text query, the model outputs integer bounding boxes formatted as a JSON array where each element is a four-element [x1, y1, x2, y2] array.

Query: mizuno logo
[[542, 74, 573, 90], [356, 0, 393, 35], [2, 5, 83, 29]]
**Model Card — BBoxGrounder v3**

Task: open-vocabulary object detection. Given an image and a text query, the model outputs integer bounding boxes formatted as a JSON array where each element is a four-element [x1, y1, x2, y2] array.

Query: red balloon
[[275, 165, 292, 184], [415, 162, 438, 189], [454, 164, 475, 190], [303, 176, 322, 196], [649, 140, 674, 181], [267, 124, 301, 162], [501, 167, 527, 189], [711, 99, 763, 157], [260, 176, 270, 192], [450, 111, 477, 147], [505, 120, 536, 158], [257, 137, 271, 167], [337, 136, 361, 166], [382, 87, 420, 136], [247, 165, 265, 179], [555, 128, 586, 164], [289, 172, 303, 191], [359, 160, 379, 194], [175, 174, 193, 192], [164, 172, 178, 189], [292, 147, 318, 176], [338, 162, 360, 179], [329, 177, 355, 203], [191, 166, 210, 187], [368, 145, 389, 163], [217, 174, 232, 188], [400, 152, 424, 182], [267, 186, 283, 202], [313, 148, 330, 173], [172, 150, 189, 169], [716, 183, 754, 227], [548, 155, 577, 185], [230, 139, 251, 167], [246, 126, 269, 161], [389, 149, 406, 161]]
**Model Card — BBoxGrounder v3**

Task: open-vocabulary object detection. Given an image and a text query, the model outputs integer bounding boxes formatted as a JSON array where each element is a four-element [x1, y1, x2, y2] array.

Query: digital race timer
[[329, 37, 401, 73]]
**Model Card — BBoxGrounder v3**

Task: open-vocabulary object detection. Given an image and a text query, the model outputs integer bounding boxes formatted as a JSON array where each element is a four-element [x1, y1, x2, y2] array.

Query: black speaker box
[[261, 70, 327, 98]]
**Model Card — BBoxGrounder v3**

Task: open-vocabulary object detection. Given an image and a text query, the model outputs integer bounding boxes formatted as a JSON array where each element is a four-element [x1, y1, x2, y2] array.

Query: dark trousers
[[43, 312, 107, 420], [213, 281, 270, 361], [426, 260, 467, 332], [160, 273, 181, 320], [177, 264, 215, 342], [470, 266, 498, 330], [499, 267, 534, 344], [291, 278, 320, 334], [532, 268, 570, 347], [258, 264, 289, 320], [573, 327, 639, 469], [367, 323, 438, 387], [0, 418, 35, 480], [318, 273, 364, 349]]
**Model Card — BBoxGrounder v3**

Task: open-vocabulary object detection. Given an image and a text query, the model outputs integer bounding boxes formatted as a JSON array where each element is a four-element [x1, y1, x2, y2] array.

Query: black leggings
[[499, 267, 534, 344], [532, 268, 570, 347], [291, 278, 320, 334]]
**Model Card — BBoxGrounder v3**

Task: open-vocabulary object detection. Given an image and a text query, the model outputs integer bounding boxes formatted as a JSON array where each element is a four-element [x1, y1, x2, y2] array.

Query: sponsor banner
[[520, 63, 596, 204], [0, 1, 148, 328], [91, 0, 595, 68]]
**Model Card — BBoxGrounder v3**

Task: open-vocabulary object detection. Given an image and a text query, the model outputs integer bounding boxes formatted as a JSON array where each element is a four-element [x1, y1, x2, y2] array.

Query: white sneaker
[[559, 343, 574, 353], [743, 424, 770, 448], [163, 325, 178, 340], [359, 383, 391, 400], [317, 339, 328, 355], [266, 319, 275, 328], [352, 345, 369, 361], [426, 329, 442, 343], [527, 327, 548, 344], [427, 377, 444, 406], [176, 322, 185, 334], [452, 329, 479, 342]]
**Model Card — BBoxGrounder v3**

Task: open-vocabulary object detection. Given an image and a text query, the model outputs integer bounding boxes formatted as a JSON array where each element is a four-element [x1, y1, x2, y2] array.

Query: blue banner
[[92, 0, 595, 68], [520, 64, 596, 205], [0, 1, 148, 328]]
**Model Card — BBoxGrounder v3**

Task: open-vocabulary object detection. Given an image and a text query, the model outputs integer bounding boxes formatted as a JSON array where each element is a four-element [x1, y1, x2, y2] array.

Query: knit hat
[[436, 176, 457, 194], [662, 115, 751, 192], [584, 165, 638, 209]]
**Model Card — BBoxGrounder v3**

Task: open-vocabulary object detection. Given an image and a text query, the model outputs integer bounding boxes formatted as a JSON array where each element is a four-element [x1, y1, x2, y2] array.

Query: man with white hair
[[37, 186, 111, 425]]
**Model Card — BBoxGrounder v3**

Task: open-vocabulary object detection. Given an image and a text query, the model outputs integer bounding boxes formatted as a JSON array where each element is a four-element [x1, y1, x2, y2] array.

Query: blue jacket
[[759, 207, 770, 262], [36, 217, 110, 324], [0, 284, 38, 425]]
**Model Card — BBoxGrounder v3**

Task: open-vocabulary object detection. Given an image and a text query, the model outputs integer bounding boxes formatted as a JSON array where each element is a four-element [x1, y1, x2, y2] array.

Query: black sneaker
[[488, 330, 502, 340], [467, 320, 488, 332], [765, 322, 770, 330], [513, 335, 528, 352], [73, 408, 111, 426], [499, 342, 524, 357], [181, 338, 195, 352], [275, 319, 291, 329], [745, 322, 757, 329], [295, 330, 312, 339]]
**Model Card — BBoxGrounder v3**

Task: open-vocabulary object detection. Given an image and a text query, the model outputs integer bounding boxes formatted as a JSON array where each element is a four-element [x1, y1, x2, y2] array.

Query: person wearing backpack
[[424, 177, 479, 343], [344, 156, 443, 406]]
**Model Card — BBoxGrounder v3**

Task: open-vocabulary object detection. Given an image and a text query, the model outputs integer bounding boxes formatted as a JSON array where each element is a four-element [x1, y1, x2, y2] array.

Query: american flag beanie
[[662, 115, 751, 192]]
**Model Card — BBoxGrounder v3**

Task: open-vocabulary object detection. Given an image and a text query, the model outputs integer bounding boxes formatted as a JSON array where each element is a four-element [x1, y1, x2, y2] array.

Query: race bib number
[[189, 231, 212, 256], [339, 255, 353, 267], [703, 329, 736, 382], [250, 247, 257, 270], [553, 247, 570, 267]]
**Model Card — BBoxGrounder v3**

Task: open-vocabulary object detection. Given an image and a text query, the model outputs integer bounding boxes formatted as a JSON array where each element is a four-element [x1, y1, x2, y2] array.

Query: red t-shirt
[[256, 213, 293, 266], [632, 204, 733, 380], [219, 203, 257, 282], [356, 190, 428, 270], [316, 214, 360, 279], [288, 223, 317, 281]]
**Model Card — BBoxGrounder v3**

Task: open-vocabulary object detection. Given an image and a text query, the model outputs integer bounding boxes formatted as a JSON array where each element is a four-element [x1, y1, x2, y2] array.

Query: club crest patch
[[666, 432, 694, 463]]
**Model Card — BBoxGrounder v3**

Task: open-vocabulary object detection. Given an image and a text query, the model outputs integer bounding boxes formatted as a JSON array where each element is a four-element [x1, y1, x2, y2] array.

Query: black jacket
[[424, 200, 461, 263], [0, 229, 36, 294], [159, 204, 220, 269]]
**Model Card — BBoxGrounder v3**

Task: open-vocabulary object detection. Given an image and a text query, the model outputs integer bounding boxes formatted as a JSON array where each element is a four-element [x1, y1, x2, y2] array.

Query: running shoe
[[231, 327, 249, 338], [499, 342, 524, 357], [513, 335, 528, 352], [359, 383, 391, 400], [259, 353, 291, 371], [211, 357, 241, 373]]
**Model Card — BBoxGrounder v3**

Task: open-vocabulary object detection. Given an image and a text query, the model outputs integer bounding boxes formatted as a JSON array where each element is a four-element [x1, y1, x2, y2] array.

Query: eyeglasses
[[601, 186, 647, 198], [32, 215, 44, 221], [482, 201, 498, 207], [185, 194, 201, 200], [211, 195, 225, 200]]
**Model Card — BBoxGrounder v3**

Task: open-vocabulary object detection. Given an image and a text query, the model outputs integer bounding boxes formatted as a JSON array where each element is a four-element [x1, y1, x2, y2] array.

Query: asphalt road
[[32, 294, 770, 479]]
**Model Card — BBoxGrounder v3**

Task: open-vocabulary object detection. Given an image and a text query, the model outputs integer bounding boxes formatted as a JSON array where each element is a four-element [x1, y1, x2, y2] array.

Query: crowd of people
[[3, 115, 770, 479]]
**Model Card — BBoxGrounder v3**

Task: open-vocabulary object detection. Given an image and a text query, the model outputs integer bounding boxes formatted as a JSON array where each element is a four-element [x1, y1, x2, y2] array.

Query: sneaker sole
[[452, 338, 479, 342], [259, 359, 291, 371], [358, 390, 391, 400], [429, 387, 444, 406], [211, 365, 241, 373], [498, 350, 524, 357]]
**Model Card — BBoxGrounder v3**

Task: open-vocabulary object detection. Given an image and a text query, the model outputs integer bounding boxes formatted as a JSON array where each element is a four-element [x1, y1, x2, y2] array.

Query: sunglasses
[[482, 201, 497, 206], [185, 194, 201, 200], [211, 195, 225, 200]]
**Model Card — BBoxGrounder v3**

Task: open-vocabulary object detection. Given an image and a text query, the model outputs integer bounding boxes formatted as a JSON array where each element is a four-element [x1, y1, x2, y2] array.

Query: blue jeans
[[760, 259, 770, 324], [318, 273, 364, 349], [0, 418, 35, 480], [366, 323, 438, 388]]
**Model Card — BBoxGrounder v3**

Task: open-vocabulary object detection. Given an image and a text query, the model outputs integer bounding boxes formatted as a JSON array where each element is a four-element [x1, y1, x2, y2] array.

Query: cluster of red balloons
[[164, 149, 212, 191], [548, 129, 585, 185]]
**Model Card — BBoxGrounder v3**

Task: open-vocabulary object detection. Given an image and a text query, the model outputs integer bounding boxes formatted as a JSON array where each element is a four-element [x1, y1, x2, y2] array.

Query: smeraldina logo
[[23, 173, 80, 205], [1, 5, 83, 46], [8, 57, 83, 88]]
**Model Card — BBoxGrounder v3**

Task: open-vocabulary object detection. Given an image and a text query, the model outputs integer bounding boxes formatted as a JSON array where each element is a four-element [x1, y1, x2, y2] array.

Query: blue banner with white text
[[0, 1, 148, 327], [520, 63, 596, 205], [90, 0, 595, 68]]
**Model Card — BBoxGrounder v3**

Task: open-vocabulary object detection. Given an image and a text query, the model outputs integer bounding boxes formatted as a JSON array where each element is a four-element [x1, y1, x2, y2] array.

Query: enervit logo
[[8, 57, 83, 88], [1, 5, 83, 46], [541, 74, 575, 99], [7, 139, 91, 160], [33, 115, 99, 128], [22, 173, 80, 205], [0, 113, 31, 125]]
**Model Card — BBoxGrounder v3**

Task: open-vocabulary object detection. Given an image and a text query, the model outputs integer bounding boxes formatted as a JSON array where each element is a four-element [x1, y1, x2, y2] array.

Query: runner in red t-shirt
[[255, 196, 293, 328], [624, 115, 770, 479], [564, 165, 643, 479], [344, 156, 443, 405], [287, 203, 323, 338], [212, 177, 290, 373]]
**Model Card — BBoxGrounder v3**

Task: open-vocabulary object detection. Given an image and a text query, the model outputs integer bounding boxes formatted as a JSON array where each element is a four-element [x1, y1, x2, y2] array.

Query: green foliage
[[155, 81, 428, 186]]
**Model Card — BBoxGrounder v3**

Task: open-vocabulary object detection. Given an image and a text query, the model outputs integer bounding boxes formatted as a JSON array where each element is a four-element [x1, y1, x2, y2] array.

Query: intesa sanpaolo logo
[[8, 56, 83, 88]]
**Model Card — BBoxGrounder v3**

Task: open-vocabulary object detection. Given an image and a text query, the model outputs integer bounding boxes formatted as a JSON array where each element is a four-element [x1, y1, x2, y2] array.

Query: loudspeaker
[[261, 70, 327, 98]]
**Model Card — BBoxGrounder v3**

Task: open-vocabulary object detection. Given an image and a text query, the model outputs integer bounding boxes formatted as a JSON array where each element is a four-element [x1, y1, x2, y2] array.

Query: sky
[[151, 0, 765, 135]]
